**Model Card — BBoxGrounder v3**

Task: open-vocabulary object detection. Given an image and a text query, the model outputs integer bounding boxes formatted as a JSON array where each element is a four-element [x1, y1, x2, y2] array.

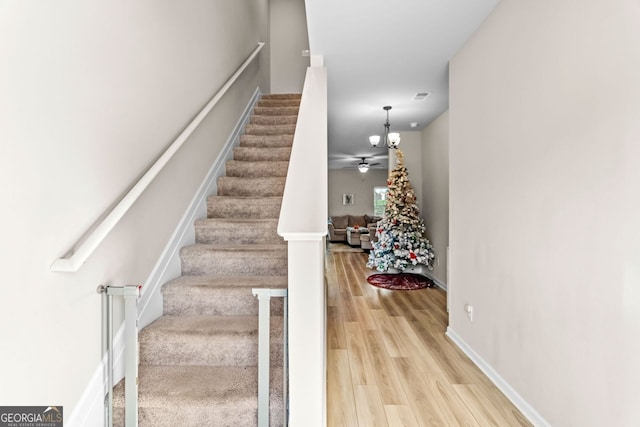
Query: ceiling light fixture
[[358, 159, 370, 173], [369, 106, 401, 149]]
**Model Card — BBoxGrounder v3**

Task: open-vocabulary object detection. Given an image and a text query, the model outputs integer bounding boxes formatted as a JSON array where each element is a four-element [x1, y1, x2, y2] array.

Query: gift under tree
[[367, 149, 435, 272]]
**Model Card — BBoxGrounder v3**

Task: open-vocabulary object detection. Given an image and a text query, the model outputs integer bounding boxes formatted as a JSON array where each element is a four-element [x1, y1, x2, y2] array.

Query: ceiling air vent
[[413, 92, 431, 101]]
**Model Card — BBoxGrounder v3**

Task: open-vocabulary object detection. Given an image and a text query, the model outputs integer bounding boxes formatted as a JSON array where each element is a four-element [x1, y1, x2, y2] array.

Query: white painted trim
[[66, 363, 104, 427], [51, 42, 265, 273], [398, 265, 448, 291], [445, 327, 551, 427], [310, 54, 324, 67], [280, 232, 326, 241], [67, 88, 262, 426], [277, 66, 328, 237], [137, 87, 262, 329], [67, 325, 125, 427], [278, 66, 328, 427]]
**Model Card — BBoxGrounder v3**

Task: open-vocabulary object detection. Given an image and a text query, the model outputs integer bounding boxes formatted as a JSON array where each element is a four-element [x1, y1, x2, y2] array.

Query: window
[[373, 186, 388, 217]]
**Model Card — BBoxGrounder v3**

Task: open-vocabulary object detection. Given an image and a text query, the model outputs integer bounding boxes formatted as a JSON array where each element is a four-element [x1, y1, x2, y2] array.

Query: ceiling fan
[[350, 157, 380, 173], [332, 153, 387, 171]]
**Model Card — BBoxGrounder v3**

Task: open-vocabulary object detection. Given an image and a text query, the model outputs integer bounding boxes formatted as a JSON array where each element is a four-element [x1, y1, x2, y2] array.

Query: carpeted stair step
[[162, 276, 287, 316], [217, 177, 285, 197], [195, 218, 284, 245], [112, 365, 284, 427], [207, 196, 282, 219], [139, 315, 283, 367], [244, 123, 296, 136], [257, 99, 300, 108], [250, 115, 297, 126], [225, 160, 289, 178], [261, 93, 301, 100], [233, 147, 292, 162], [180, 244, 288, 276], [253, 106, 299, 116], [239, 134, 294, 148]]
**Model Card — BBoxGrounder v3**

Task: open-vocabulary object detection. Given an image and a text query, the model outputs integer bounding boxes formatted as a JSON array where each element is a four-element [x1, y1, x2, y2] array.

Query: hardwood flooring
[[326, 245, 532, 426]]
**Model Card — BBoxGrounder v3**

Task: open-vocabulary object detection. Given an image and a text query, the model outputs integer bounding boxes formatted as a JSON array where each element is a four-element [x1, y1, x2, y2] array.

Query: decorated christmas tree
[[367, 149, 435, 272]]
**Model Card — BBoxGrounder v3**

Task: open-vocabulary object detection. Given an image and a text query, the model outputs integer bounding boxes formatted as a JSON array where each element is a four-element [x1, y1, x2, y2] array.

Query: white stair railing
[[252, 288, 288, 427], [98, 285, 140, 427]]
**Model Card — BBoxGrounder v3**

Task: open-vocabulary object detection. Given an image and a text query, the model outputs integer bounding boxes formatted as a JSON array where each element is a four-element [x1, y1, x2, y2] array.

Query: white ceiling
[[304, 0, 500, 170]]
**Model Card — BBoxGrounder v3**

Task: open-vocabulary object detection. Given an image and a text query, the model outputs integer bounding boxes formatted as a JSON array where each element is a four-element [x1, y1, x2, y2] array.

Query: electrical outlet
[[464, 304, 473, 321], [435, 257, 440, 266]]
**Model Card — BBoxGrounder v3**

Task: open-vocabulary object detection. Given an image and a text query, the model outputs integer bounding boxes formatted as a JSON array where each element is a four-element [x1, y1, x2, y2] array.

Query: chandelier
[[369, 106, 401, 149]]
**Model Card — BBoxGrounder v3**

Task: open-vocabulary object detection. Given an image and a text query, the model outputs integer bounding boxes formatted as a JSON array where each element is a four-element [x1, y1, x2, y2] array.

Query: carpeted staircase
[[113, 93, 300, 426]]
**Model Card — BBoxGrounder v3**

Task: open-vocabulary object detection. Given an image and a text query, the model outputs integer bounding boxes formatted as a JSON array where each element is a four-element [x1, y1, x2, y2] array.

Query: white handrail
[[51, 42, 265, 273]]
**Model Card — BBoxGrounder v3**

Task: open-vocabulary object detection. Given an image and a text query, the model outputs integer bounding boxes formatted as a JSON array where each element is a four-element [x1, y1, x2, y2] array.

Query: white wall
[[328, 169, 387, 216], [421, 111, 449, 286], [270, 0, 310, 93], [0, 0, 268, 420], [449, 0, 640, 425]]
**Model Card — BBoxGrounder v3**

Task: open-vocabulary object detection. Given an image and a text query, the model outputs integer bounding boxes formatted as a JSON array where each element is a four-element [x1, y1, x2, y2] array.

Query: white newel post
[[284, 237, 326, 427]]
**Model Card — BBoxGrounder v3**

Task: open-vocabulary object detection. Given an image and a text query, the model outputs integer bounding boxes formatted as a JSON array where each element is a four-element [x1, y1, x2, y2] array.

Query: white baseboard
[[445, 327, 551, 427], [67, 87, 262, 427], [401, 265, 448, 291], [423, 270, 447, 291]]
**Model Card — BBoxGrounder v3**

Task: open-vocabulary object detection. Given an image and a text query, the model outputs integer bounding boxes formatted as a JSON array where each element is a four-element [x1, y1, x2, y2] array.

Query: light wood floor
[[326, 244, 533, 426]]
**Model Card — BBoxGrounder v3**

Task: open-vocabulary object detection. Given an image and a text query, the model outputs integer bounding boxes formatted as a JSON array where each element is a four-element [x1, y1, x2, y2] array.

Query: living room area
[[327, 168, 388, 250]]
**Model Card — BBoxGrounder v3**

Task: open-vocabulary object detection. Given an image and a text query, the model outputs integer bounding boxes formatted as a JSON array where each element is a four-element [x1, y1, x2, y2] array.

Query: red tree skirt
[[367, 273, 434, 290]]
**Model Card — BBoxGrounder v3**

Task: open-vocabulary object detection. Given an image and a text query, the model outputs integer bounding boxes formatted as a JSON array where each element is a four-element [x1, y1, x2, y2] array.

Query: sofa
[[361, 220, 382, 250], [328, 214, 382, 243]]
